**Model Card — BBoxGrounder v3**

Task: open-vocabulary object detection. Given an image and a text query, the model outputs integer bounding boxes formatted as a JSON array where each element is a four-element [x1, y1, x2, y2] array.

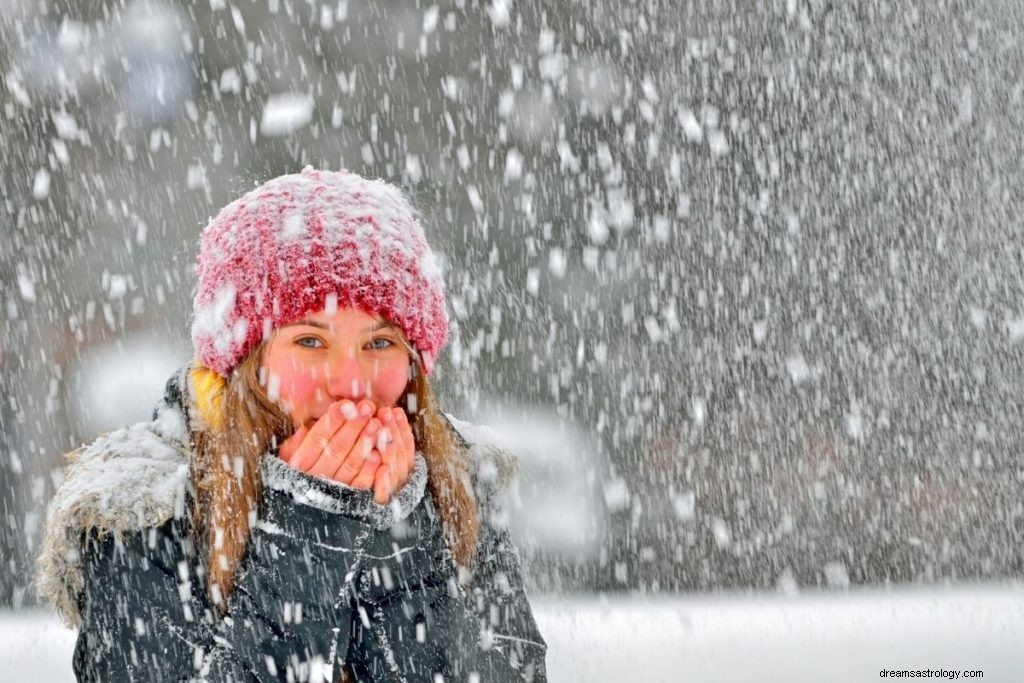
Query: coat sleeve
[[467, 519, 548, 683], [72, 519, 256, 682]]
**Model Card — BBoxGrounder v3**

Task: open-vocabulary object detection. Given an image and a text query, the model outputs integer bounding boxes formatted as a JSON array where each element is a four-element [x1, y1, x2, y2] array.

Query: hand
[[372, 406, 417, 505], [279, 398, 381, 490], [278, 400, 415, 505]]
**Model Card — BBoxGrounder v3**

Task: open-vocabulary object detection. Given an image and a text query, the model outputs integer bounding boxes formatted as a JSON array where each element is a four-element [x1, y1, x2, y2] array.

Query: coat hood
[[35, 364, 520, 629]]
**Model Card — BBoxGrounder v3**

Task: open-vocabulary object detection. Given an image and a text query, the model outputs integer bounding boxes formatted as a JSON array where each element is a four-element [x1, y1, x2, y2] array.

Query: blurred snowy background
[[1, 0, 1023, 675]]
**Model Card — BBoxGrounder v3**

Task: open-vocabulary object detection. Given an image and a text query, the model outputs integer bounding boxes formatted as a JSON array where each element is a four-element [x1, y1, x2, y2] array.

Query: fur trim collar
[[34, 395, 192, 629], [35, 366, 520, 629]]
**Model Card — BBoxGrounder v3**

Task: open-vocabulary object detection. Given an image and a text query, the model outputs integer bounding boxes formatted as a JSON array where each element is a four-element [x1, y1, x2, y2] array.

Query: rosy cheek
[[371, 363, 410, 407], [275, 367, 322, 412]]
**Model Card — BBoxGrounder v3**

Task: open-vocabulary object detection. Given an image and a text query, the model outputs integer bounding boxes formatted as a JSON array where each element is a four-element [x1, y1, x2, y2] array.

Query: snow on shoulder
[[444, 412, 521, 500], [35, 400, 191, 628]]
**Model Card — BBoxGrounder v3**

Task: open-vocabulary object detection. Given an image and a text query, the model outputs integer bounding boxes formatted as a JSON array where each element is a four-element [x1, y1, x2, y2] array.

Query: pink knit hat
[[191, 166, 449, 377]]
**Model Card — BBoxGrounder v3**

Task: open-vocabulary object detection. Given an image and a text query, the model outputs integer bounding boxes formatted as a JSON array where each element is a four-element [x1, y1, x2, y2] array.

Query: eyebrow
[[288, 318, 395, 334]]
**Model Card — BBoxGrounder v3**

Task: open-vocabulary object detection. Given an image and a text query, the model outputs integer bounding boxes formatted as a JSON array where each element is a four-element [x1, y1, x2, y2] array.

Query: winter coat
[[36, 366, 547, 682]]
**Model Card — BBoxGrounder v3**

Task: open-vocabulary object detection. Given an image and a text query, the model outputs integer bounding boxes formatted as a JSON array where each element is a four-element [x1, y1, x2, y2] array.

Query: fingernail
[[340, 401, 358, 420], [359, 402, 374, 417], [366, 419, 381, 433]]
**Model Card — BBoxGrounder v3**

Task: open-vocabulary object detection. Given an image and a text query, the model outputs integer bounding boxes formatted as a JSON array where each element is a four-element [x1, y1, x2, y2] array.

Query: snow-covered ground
[[4, 585, 1023, 681]]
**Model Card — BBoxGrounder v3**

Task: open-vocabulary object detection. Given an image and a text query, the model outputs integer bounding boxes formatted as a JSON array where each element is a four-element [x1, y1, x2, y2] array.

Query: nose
[[325, 352, 372, 401]]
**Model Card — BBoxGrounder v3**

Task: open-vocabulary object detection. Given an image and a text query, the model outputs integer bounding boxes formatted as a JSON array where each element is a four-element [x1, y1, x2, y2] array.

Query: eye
[[295, 336, 324, 349], [366, 337, 395, 351]]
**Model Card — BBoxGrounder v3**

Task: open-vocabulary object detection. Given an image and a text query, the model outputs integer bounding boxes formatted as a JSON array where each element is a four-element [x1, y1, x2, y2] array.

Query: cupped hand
[[278, 400, 416, 505]]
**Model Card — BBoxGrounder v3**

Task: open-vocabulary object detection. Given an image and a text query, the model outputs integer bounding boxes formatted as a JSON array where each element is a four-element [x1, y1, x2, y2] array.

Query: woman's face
[[260, 307, 413, 429]]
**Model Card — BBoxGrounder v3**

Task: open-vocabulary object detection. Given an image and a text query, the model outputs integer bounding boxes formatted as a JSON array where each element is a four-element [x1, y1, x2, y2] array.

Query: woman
[[35, 167, 548, 682]]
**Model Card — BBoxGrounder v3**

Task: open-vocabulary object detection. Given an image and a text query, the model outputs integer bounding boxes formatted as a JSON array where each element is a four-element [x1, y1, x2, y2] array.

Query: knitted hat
[[191, 166, 449, 377]]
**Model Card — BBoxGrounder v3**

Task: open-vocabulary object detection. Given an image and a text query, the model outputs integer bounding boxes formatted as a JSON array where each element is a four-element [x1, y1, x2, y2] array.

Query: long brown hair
[[188, 343, 479, 613]]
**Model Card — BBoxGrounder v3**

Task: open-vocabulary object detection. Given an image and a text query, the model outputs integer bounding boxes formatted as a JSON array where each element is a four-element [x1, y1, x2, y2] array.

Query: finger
[[385, 407, 401, 440], [399, 407, 415, 455], [395, 408, 415, 480], [356, 398, 377, 418], [306, 413, 374, 479], [279, 425, 309, 465], [350, 450, 382, 489], [379, 409, 406, 487], [396, 406, 413, 444], [374, 464, 392, 505], [329, 418, 382, 484], [383, 410, 407, 485], [378, 429, 395, 456], [378, 437, 399, 494], [290, 402, 348, 471], [339, 400, 359, 421], [377, 406, 394, 436]]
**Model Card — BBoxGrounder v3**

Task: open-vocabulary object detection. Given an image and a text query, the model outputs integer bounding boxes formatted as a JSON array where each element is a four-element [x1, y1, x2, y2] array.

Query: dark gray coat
[[36, 368, 547, 682]]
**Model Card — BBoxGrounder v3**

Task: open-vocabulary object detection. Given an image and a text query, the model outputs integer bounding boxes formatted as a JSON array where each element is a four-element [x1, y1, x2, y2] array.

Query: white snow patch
[[753, 320, 768, 343], [186, 162, 209, 191], [644, 316, 663, 342], [1006, 316, 1024, 343], [193, 283, 238, 355], [107, 274, 127, 300], [690, 397, 706, 426], [51, 111, 82, 140], [466, 185, 484, 213], [679, 109, 703, 143], [52, 139, 70, 165], [486, 0, 512, 27], [260, 93, 315, 136], [422, 6, 439, 33], [776, 568, 800, 595], [441, 75, 462, 101], [219, 68, 242, 94], [711, 518, 731, 549], [603, 477, 631, 512], [504, 148, 524, 181], [16, 264, 35, 302], [786, 355, 811, 384], [845, 408, 864, 440], [405, 154, 423, 184], [314, 4, 333, 30], [824, 562, 850, 590], [526, 268, 540, 296], [708, 129, 730, 158], [652, 215, 670, 242], [279, 211, 307, 242], [672, 491, 696, 521], [32, 168, 51, 200], [587, 207, 610, 245], [968, 305, 987, 330], [547, 247, 567, 279]]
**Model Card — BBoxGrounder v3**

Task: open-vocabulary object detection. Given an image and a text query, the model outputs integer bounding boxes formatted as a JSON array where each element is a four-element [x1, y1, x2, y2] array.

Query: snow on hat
[[191, 166, 449, 377]]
